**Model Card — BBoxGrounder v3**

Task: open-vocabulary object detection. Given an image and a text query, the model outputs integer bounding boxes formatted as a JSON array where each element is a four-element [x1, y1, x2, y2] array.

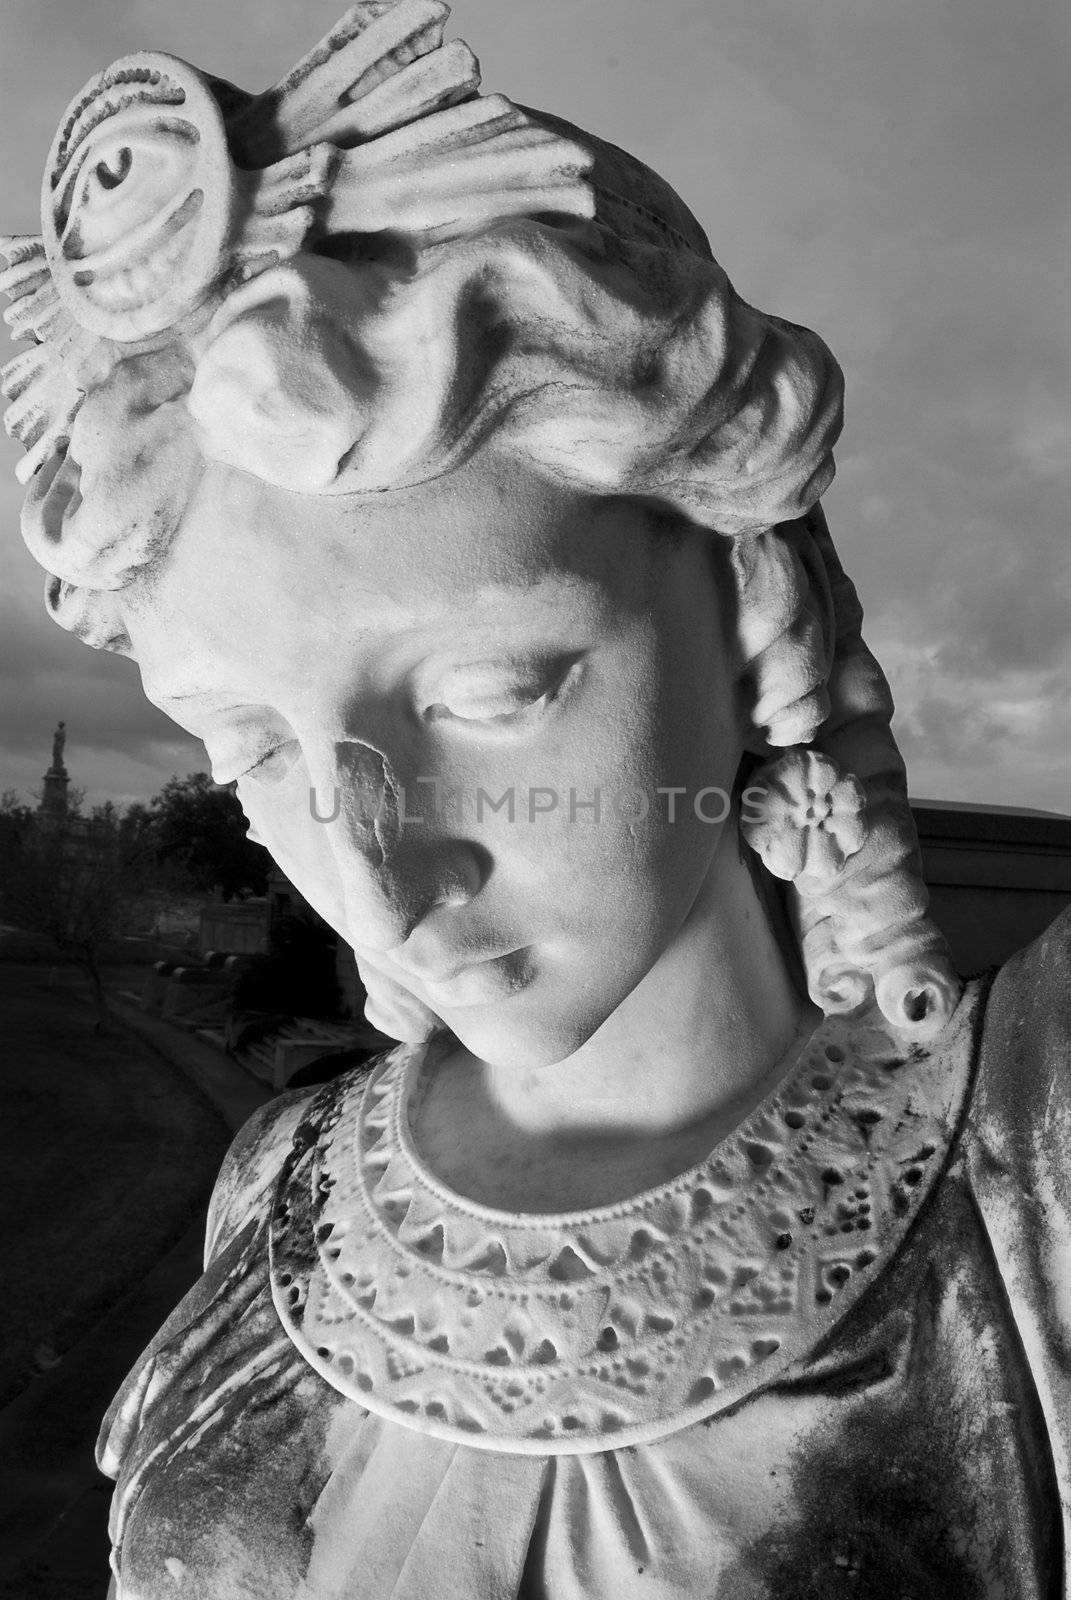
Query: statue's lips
[[409, 949, 533, 1009]]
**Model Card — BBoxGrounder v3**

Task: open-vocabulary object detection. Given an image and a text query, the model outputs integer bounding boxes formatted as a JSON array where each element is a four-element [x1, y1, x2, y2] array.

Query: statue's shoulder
[[968, 902, 1071, 1186], [997, 897, 1071, 989], [204, 1063, 378, 1266], [963, 905, 1071, 1551], [203, 1089, 316, 1266], [966, 908, 1071, 1267]]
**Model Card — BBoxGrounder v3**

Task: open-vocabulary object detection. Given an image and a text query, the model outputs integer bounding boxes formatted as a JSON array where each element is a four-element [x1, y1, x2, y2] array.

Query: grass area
[[0, 961, 230, 1405]]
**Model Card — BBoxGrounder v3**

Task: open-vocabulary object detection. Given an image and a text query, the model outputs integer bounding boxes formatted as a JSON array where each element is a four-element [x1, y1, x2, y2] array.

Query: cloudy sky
[[1, 0, 1068, 813]]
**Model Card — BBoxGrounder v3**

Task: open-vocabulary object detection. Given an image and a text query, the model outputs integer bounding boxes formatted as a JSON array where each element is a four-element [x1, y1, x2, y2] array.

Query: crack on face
[[334, 741, 401, 873]]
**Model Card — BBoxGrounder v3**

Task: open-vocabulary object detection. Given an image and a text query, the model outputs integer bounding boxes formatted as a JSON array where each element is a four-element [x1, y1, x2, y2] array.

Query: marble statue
[[2, 4, 1068, 1596], [50, 719, 66, 772]]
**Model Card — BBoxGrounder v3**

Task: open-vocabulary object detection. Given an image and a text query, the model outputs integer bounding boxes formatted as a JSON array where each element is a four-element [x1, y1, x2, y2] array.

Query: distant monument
[[38, 719, 69, 830]]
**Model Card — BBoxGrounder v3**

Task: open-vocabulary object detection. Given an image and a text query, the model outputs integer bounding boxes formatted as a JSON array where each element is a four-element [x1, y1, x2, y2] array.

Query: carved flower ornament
[[43, 60, 253, 344], [742, 748, 867, 889]]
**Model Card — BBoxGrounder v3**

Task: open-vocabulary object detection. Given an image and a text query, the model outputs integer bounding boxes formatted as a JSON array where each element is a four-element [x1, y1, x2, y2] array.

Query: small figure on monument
[[49, 720, 66, 774], [39, 719, 70, 824], [1, 4, 1067, 1597]]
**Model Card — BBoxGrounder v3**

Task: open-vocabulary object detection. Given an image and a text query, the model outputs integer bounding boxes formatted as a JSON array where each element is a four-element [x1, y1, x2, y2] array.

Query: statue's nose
[[313, 740, 481, 953]]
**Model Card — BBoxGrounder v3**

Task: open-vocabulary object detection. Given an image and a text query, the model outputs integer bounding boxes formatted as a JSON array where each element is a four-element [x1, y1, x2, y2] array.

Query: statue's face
[[125, 453, 743, 1068]]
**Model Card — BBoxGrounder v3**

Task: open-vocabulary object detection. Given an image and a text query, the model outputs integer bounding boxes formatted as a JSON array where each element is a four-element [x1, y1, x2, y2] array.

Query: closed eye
[[424, 656, 583, 726]]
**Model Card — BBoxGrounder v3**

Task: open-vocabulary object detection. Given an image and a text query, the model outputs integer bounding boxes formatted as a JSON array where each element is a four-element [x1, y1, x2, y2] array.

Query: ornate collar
[[270, 988, 978, 1455]]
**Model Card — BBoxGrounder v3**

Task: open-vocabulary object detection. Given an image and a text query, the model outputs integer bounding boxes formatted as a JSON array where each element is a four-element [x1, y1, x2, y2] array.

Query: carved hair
[[733, 511, 959, 1032], [0, 0, 959, 1037]]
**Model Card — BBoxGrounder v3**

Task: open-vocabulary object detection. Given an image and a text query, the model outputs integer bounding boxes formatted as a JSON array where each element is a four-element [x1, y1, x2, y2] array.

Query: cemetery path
[[0, 959, 266, 1599]]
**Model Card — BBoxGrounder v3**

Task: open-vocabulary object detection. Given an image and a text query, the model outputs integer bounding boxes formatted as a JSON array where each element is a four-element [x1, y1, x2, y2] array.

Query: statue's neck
[[411, 821, 816, 1212]]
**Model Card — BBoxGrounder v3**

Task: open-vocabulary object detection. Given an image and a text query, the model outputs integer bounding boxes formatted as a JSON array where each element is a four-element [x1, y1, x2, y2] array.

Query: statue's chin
[[360, 978, 439, 1047], [359, 943, 610, 1068], [362, 975, 601, 1068], [430, 995, 607, 1074]]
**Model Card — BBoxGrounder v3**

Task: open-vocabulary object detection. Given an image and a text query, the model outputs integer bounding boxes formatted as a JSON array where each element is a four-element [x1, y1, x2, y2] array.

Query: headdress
[[2, 0, 592, 478], [1, 0, 841, 603]]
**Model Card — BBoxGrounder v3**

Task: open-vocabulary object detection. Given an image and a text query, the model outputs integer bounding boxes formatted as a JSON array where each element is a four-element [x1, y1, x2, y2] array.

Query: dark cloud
[[933, 549, 1071, 678], [893, 670, 1071, 817]]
